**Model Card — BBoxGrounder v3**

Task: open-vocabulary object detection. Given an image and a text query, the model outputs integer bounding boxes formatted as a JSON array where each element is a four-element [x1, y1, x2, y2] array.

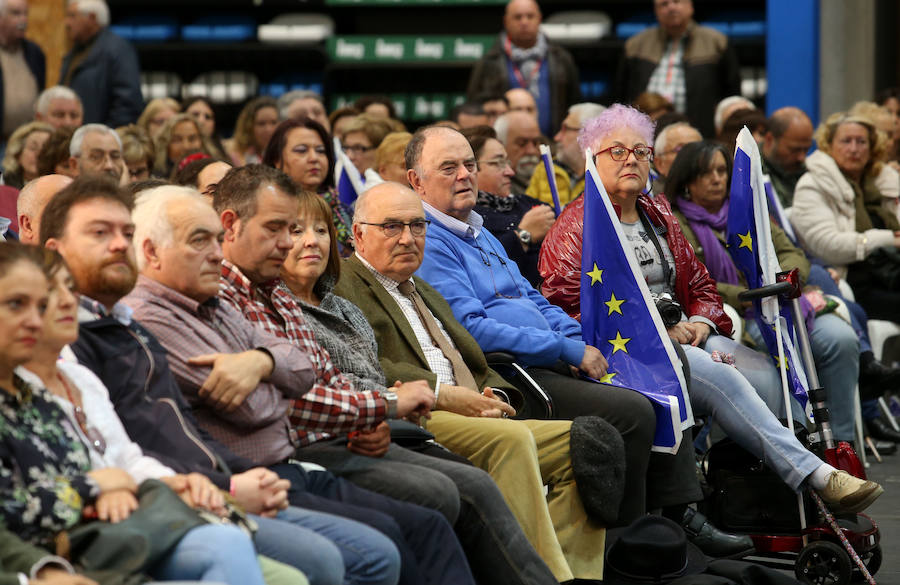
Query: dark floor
[[862, 451, 899, 585]]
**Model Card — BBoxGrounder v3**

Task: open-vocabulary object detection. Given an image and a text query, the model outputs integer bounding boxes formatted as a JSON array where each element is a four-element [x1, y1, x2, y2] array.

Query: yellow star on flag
[[772, 354, 789, 371], [586, 263, 603, 286], [605, 293, 625, 316], [599, 372, 617, 384], [608, 331, 631, 354], [738, 231, 753, 252]]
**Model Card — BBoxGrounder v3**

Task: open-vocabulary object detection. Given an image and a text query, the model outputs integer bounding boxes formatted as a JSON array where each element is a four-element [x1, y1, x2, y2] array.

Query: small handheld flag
[[539, 144, 562, 216], [580, 150, 691, 453], [333, 137, 365, 207], [762, 175, 798, 244]]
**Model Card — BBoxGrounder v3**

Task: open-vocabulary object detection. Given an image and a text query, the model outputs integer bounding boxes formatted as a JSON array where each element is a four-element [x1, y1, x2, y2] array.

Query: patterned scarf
[[476, 190, 517, 213], [504, 32, 548, 96]]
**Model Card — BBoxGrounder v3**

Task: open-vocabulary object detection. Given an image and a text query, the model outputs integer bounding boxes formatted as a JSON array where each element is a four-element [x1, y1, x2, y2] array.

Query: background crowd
[[0, 0, 897, 584]]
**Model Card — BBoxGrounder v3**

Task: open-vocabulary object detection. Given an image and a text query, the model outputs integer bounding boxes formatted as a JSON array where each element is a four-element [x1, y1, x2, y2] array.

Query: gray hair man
[[652, 121, 702, 192], [0, 0, 44, 140], [35, 86, 84, 130], [60, 0, 143, 126], [69, 123, 124, 181], [494, 110, 542, 194], [526, 102, 605, 207]]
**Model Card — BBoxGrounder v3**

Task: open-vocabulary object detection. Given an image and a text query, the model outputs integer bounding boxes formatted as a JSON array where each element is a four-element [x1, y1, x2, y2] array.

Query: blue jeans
[[150, 524, 265, 585], [807, 263, 872, 353], [254, 505, 400, 585], [684, 341, 823, 490], [744, 314, 859, 441]]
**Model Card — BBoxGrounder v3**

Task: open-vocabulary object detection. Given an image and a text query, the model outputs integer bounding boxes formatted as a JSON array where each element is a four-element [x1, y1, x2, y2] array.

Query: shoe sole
[[832, 485, 885, 515]]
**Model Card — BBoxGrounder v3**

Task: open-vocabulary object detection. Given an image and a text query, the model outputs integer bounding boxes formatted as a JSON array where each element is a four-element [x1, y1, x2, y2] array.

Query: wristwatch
[[515, 228, 532, 246], [382, 390, 398, 419]]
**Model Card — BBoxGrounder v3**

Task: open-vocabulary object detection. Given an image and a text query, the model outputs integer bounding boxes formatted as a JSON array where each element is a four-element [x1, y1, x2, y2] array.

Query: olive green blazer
[[334, 256, 519, 405], [0, 524, 57, 585]]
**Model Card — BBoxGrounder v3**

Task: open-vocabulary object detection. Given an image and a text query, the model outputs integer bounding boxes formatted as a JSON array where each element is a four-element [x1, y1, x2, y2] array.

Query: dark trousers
[[524, 364, 703, 526], [270, 461, 475, 585]]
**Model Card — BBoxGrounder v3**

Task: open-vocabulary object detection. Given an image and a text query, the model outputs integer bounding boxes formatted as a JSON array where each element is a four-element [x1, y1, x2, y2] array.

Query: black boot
[[867, 418, 900, 443], [681, 508, 755, 558], [858, 352, 900, 400]]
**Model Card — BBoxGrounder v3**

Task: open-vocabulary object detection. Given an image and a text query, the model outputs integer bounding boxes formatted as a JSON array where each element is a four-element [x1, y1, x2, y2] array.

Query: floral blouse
[[0, 370, 99, 547], [320, 187, 354, 256]]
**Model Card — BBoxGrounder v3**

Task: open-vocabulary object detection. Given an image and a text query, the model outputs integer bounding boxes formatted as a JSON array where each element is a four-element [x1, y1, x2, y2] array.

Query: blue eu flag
[[333, 137, 364, 207], [726, 129, 811, 417], [580, 155, 691, 453]]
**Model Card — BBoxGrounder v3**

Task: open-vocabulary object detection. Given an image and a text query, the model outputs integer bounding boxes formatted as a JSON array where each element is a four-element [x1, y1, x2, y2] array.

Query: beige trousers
[[425, 411, 605, 581]]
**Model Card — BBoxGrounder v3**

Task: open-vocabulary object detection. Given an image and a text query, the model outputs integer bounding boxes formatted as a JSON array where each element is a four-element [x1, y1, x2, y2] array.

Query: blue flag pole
[[539, 144, 562, 216]]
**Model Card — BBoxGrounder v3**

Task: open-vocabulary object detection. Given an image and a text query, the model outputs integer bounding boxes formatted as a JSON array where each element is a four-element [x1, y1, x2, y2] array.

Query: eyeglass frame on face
[[477, 157, 512, 170], [358, 219, 431, 238], [342, 143, 375, 154], [595, 144, 654, 162]]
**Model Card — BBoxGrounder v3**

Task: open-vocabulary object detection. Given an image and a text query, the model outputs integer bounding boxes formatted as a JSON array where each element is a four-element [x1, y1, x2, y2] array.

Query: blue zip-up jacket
[[415, 212, 586, 368]]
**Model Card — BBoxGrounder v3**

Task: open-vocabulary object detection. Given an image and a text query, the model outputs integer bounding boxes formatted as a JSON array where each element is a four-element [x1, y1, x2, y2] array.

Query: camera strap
[[637, 207, 674, 292]]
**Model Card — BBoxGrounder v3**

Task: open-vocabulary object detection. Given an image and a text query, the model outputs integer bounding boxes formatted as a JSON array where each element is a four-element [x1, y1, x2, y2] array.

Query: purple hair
[[578, 104, 655, 151]]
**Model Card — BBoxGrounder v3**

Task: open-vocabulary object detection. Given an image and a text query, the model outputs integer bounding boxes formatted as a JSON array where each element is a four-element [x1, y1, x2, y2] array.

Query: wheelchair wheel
[[796, 540, 852, 585], [852, 544, 881, 582]]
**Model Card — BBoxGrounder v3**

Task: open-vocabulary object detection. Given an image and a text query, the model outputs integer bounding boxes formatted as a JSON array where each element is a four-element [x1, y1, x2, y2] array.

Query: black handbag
[[700, 428, 817, 533]]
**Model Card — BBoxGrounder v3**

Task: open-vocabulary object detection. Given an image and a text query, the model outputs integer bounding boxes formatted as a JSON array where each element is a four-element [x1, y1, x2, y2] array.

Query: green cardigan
[[334, 256, 519, 406], [672, 207, 810, 314], [0, 523, 59, 585]]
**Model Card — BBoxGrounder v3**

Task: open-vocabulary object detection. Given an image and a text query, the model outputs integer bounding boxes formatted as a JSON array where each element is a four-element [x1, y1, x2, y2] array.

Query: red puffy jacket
[[538, 192, 733, 336]]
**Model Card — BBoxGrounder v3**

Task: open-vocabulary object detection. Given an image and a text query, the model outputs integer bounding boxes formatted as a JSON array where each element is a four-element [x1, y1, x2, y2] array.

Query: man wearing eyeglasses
[[68, 123, 125, 183], [494, 111, 543, 194], [408, 125, 716, 537], [526, 102, 606, 208], [651, 121, 701, 194]]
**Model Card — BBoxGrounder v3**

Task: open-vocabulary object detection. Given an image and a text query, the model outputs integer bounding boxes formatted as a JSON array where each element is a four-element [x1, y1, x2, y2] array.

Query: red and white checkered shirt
[[219, 260, 386, 446]]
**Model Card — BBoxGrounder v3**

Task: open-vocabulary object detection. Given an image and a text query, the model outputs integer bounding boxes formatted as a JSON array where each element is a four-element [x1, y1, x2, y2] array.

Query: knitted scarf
[[677, 198, 740, 285]]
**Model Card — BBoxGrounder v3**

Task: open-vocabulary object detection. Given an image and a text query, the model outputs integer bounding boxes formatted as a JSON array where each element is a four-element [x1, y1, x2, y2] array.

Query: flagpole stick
[[774, 317, 808, 540], [539, 144, 562, 217]]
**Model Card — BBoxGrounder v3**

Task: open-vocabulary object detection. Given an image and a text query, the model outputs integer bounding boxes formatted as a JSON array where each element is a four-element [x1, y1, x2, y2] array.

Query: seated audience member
[[373, 131, 412, 185], [527, 102, 605, 207], [152, 114, 206, 178], [633, 91, 674, 121], [328, 106, 359, 142], [37, 126, 76, 178], [538, 104, 882, 513], [334, 182, 603, 582], [354, 95, 396, 120], [407, 125, 755, 557], [713, 95, 756, 138], [342, 113, 396, 180], [116, 124, 154, 183], [68, 124, 124, 181], [451, 102, 489, 129], [876, 87, 900, 165], [34, 86, 84, 130], [717, 108, 767, 158], [22, 250, 316, 585], [792, 111, 900, 322], [38, 177, 458, 585], [172, 156, 232, 200], [17, 174, 72, 244], [850, 100, 899, 172], [225, 96, 279, 166], [136, 97, 180, 140], [0, 242, 270, 585], [278, 90, 330, 132], [495, 111, 543, 194], [262, 118, 353, 253], [213, 164, 556, 585], [651, 121, 702, 195], [2, 121, 52, 188], [665, 140, 859, 442], [182, 97, 227, 159], [463, 125, 554, 287], [761, 107, 814, 207]]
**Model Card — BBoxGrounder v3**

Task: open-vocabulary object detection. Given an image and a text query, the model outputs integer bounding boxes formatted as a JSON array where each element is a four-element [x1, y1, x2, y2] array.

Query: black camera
[[652, 293, 683, 328]]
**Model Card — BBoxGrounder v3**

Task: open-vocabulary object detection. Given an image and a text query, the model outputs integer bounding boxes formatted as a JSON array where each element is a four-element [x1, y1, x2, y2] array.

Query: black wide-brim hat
[[604, 515, 708, 584]]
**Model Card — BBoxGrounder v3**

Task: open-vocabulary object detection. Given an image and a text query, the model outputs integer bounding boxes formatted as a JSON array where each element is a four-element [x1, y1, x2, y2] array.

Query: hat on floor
[[604, 516, 708, 584], [569, 415, 626, 525]]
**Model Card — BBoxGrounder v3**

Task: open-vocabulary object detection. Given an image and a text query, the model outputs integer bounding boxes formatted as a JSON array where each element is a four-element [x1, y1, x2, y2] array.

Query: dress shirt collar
[[422, 200, 483, 240], [78, 294, 134, 326], [134, 274, 219, 316], [355, 252, 410, 293], [220, 258, 284, 301]]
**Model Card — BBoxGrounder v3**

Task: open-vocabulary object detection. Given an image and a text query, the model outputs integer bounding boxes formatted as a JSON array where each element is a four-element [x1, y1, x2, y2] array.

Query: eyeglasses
[[72, 404, 107, 455], [596, 145, 654, 162], [358, 220, 430, 237], [478, 157, 511, 170], [474, 241, 523, 299], [343, 144, 375, 154]]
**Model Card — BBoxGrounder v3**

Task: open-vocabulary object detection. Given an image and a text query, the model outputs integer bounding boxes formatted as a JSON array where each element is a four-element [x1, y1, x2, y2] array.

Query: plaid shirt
[[646, 37, 686, 114], [219, 260, 386, 446]]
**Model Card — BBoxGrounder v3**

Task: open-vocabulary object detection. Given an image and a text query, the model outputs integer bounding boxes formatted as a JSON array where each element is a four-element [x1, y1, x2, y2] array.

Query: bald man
[[16, 174, 73, 244], [467, 0, 580, 136], [761, 107, 814, 207], [652, 122, 702, 194]]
